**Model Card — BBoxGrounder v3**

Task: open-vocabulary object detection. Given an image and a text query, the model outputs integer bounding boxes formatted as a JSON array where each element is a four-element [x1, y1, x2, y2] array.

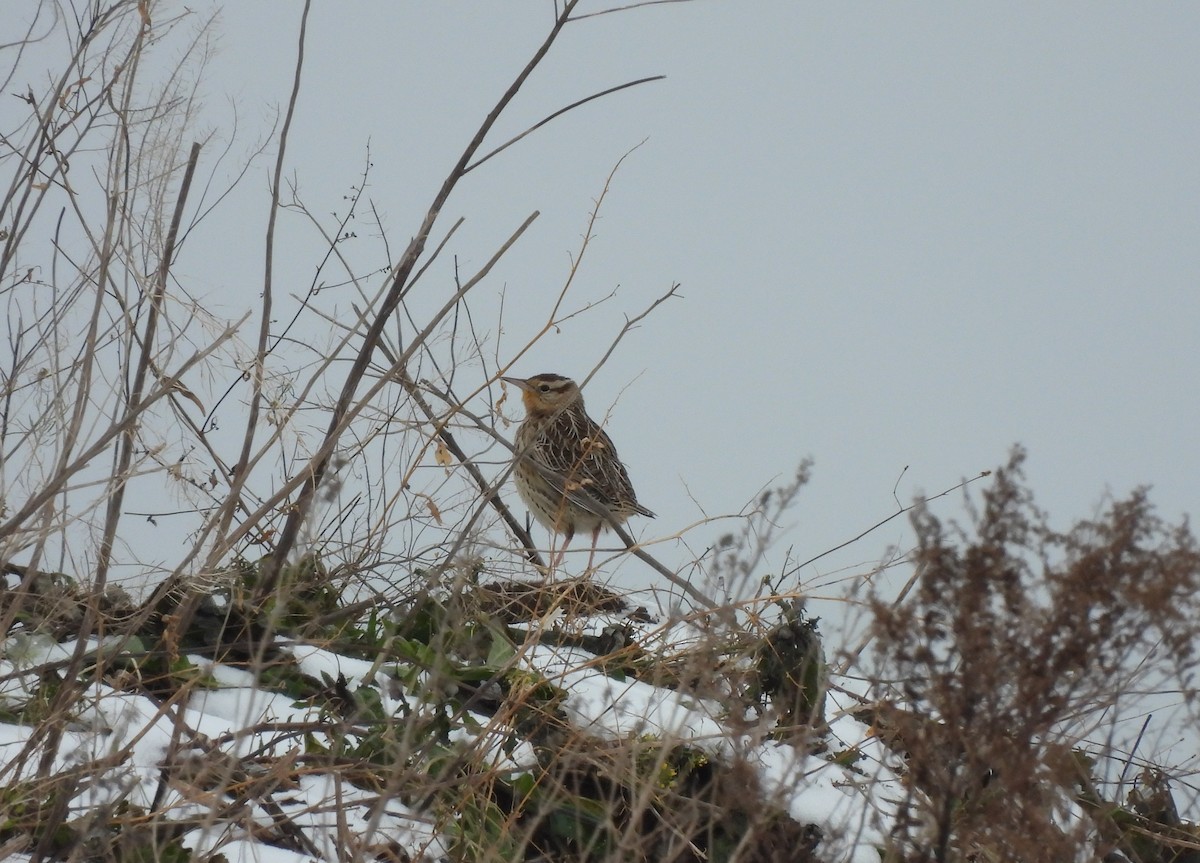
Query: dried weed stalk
[[869, 447, 1200, 862]]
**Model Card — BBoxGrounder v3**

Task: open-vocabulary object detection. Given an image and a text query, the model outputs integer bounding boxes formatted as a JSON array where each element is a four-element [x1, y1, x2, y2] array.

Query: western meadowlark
[[502, 373, 655, 569]]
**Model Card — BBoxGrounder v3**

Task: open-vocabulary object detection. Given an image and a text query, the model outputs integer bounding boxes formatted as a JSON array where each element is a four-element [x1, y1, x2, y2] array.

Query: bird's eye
[[539, 384, 551, 393]]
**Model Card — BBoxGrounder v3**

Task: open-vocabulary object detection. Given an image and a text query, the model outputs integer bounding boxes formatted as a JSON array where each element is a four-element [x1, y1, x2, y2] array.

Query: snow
[[514, 634, 903, 861], [0, 608, 904, 862]]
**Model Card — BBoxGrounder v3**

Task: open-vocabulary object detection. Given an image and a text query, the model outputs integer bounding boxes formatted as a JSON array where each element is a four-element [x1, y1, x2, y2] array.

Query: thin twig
[[232, 213, 538, 581], [582, 282, 681, 390], [95, 140, 201, 585], [0, 317, 248, 542], [782, 470, 993, 582], [609, 521, 726, 616], [260, 0, 581, 598], [209, 0, 312, 556], [570, 0, 697, 21], [377, 354, 546, 570], [465, 75, 665, 174]]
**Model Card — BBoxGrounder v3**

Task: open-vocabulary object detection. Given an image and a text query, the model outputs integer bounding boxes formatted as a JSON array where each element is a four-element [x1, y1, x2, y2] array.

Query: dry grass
[[867, 447, 1200, 862]]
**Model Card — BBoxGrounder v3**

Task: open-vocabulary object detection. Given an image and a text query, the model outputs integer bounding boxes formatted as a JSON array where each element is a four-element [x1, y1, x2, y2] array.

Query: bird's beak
[[500, 375, 529, 391]]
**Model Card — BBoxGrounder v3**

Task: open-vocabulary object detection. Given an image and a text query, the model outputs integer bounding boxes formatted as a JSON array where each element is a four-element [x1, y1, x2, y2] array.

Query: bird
[[501, 372, 655, 570]]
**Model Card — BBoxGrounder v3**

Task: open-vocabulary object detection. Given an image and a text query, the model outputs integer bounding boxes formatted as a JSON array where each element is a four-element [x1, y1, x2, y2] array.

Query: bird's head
[[501, 373, 582, 417]]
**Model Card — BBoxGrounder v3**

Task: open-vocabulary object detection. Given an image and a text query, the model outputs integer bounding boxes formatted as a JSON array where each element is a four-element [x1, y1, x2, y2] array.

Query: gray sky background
[[3, 0, 1198, 776], [187, 2, 1198, 599], [10, 3, 1196, 613]]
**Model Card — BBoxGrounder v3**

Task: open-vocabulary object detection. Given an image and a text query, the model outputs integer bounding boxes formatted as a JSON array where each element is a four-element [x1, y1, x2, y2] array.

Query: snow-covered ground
[[0, 601, 902, 862]]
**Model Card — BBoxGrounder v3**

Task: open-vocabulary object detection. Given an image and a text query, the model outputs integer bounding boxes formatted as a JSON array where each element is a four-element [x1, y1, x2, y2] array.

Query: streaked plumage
[[502, 373, 654, 569]]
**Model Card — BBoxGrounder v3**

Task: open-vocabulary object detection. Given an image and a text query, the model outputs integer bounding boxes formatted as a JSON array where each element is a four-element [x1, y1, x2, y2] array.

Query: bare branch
[[260, 0, 585, 596], [465, 75, 666, 173], [95, 140, 202, 585], [208, 0, 313, 557]]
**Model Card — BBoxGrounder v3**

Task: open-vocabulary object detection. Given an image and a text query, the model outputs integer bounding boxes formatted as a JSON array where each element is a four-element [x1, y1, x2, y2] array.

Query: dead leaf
[[173, 380, 206, 413], [414, 492, 442, 525]]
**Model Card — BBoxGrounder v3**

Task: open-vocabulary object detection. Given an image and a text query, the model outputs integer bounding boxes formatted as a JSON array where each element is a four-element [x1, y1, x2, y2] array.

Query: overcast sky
[[2, 0, 1197, 781], [13, 2, 1195, 614], [186, 2, 1198, 598]]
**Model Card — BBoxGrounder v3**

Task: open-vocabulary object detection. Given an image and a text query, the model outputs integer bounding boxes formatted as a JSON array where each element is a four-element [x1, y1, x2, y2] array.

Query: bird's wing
[[528, 410, 654, 521]]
